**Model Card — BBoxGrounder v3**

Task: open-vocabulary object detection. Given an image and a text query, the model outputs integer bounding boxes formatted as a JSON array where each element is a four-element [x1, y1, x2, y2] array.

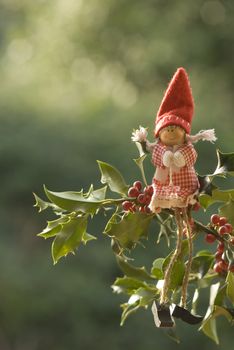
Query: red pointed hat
[[155, 67, 194, 137]]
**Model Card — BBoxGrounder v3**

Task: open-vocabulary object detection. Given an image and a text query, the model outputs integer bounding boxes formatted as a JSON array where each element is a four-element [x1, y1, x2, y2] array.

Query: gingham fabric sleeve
[[151, 143, 166, 167], [178, 143, 197, 167]]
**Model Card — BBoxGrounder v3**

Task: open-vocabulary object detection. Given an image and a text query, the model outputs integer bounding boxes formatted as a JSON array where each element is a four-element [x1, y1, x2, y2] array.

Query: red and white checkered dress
[[150, 142, 199, 209]]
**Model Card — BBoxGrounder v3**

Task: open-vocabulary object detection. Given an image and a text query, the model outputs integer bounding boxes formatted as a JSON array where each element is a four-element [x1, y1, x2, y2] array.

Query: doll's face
[[159, 125, 185, 146]]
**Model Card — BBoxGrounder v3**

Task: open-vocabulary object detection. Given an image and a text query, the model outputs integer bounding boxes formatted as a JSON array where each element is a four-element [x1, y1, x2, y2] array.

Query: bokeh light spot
[[7, 39, 33, 65], [200, 1, 226, 25]]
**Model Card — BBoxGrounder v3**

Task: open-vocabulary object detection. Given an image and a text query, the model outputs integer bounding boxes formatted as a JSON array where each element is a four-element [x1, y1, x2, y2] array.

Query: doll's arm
[[175, 143, 197, 167], [152, 143, 165, 167], [131, 126, 156, 153]]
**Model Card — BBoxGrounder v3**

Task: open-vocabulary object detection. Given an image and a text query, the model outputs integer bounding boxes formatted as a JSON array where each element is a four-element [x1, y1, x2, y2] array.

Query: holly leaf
[[104, 212, 153, 250], [44, 186, 107, 215], [198, 175, 217, 196], [120, 286, 158, 325], [200, 282, 233, 344], [51, 216, 88, 264], [213, 150, 234, 177], [219, 199, 234, 227], [37, 216, 70, 239], [226, 272, 234, 304], [151, 258, 164, 279], [112, 277, 146, 294], [97, 160, 128, 195], [214, 284, 227, 306], [133, 154, 148, 187], [82, 232, 97, 244], [120, 301, 140, 326], [116, 256, 156, 283], [161, 240, 189, 290], [163, 259, 185, 290], [192, 288, 199, 315], [199, 188, 234, 210], [191, 253, 214, 278], [33, 193, 61, 212], [163, 239, 189, 264], [199, 305, 232, 344]]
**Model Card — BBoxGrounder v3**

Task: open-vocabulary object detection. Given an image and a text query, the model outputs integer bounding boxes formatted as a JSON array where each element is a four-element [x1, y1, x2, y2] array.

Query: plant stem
[[160, 209, 183, 305], [180, 208, 193, 308]]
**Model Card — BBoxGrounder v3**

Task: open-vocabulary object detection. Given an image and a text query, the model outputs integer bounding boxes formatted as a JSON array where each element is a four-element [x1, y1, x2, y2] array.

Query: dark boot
[[171, 304, 204, 325], [151, 301, 175, 328]]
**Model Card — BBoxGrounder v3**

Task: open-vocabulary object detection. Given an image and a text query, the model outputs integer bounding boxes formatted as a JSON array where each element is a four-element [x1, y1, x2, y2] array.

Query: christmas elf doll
[[132, 67, 216, 327]]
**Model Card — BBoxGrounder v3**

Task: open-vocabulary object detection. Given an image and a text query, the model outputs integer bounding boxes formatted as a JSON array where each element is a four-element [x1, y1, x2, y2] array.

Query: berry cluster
[[205, 214, 234, 274], [122, 181, 154, 214]]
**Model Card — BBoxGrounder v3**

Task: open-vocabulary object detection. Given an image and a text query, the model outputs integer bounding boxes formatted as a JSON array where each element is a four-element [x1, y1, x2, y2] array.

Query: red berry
[[225, 223, 233, 234], [139, 206, 145, 213], [205, 234, 216, 243], [214, 262, 223, 274], [122, 201, 132, 211], [144, 194, 151, 205], [219, 217, 227, 226], [130, 204, 137, 212], [214, 260, 228, 273], [211, 214, 220, 225], [193, 202, 201, 211], [145, 206, 151, 214], [128, 187, 139, 198], [133, 181, 142, 192], [230, 237, 234, 245], [144, 185, 154, 196], [217, 242, 225, 252], [219, 225, 228, 235], [215, 251, 223, 261], [137, 193, 146, 204], [219, 259, 228, 271]]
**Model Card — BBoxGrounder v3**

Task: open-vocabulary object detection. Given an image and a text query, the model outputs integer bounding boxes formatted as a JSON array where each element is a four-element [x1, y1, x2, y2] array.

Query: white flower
[[131, 126, 148, 142]]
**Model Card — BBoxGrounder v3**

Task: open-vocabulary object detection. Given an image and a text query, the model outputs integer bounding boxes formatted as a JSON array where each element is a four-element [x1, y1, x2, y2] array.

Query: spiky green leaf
[[38, 216, 70, 239], [44, 186, 107, 214], [52, 216, 88, 264], [200, 305, 232, 344], [213, 150, 234, 177], [226, 272, 234, 304], [191, 253, 214, 278], [219, 199, 234, 226], [151, 258, 164, 279], [116, 256, 156, 283], [97, 160, 128, 195], [104, 211, 153, 249]]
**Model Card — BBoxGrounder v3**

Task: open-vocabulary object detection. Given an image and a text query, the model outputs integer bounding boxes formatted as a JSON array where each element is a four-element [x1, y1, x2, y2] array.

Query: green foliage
[[35, 147, 234, 344], [213, 150, 234, 177], [199, 282, 233, 344], [104, 211, 153, 249], [97, 161, 129, 195], [191, 251, 214, 278]]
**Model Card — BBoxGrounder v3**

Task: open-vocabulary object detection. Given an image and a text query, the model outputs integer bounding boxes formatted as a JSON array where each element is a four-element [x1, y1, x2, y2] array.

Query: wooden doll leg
[[160, 208, 183, 305], [180, 207, 193, 308]]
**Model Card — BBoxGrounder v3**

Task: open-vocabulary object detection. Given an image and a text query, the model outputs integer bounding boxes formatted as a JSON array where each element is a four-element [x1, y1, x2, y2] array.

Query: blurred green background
[[0, 0, 234, 349]]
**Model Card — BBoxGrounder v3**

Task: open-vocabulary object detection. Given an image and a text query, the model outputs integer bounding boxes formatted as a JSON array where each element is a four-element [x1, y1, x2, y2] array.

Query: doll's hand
[[131, 126, 148, 142], [173, 151, 186, 167], [162, 150, 174, 167]]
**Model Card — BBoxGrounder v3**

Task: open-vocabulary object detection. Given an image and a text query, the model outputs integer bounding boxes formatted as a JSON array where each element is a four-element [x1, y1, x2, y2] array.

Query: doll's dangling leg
[[180, 207, 193, 308], [160, 208, 183, 305]]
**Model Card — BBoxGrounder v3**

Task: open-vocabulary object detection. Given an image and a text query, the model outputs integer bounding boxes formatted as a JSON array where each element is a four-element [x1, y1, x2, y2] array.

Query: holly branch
[[34, 145, 234, 344]]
